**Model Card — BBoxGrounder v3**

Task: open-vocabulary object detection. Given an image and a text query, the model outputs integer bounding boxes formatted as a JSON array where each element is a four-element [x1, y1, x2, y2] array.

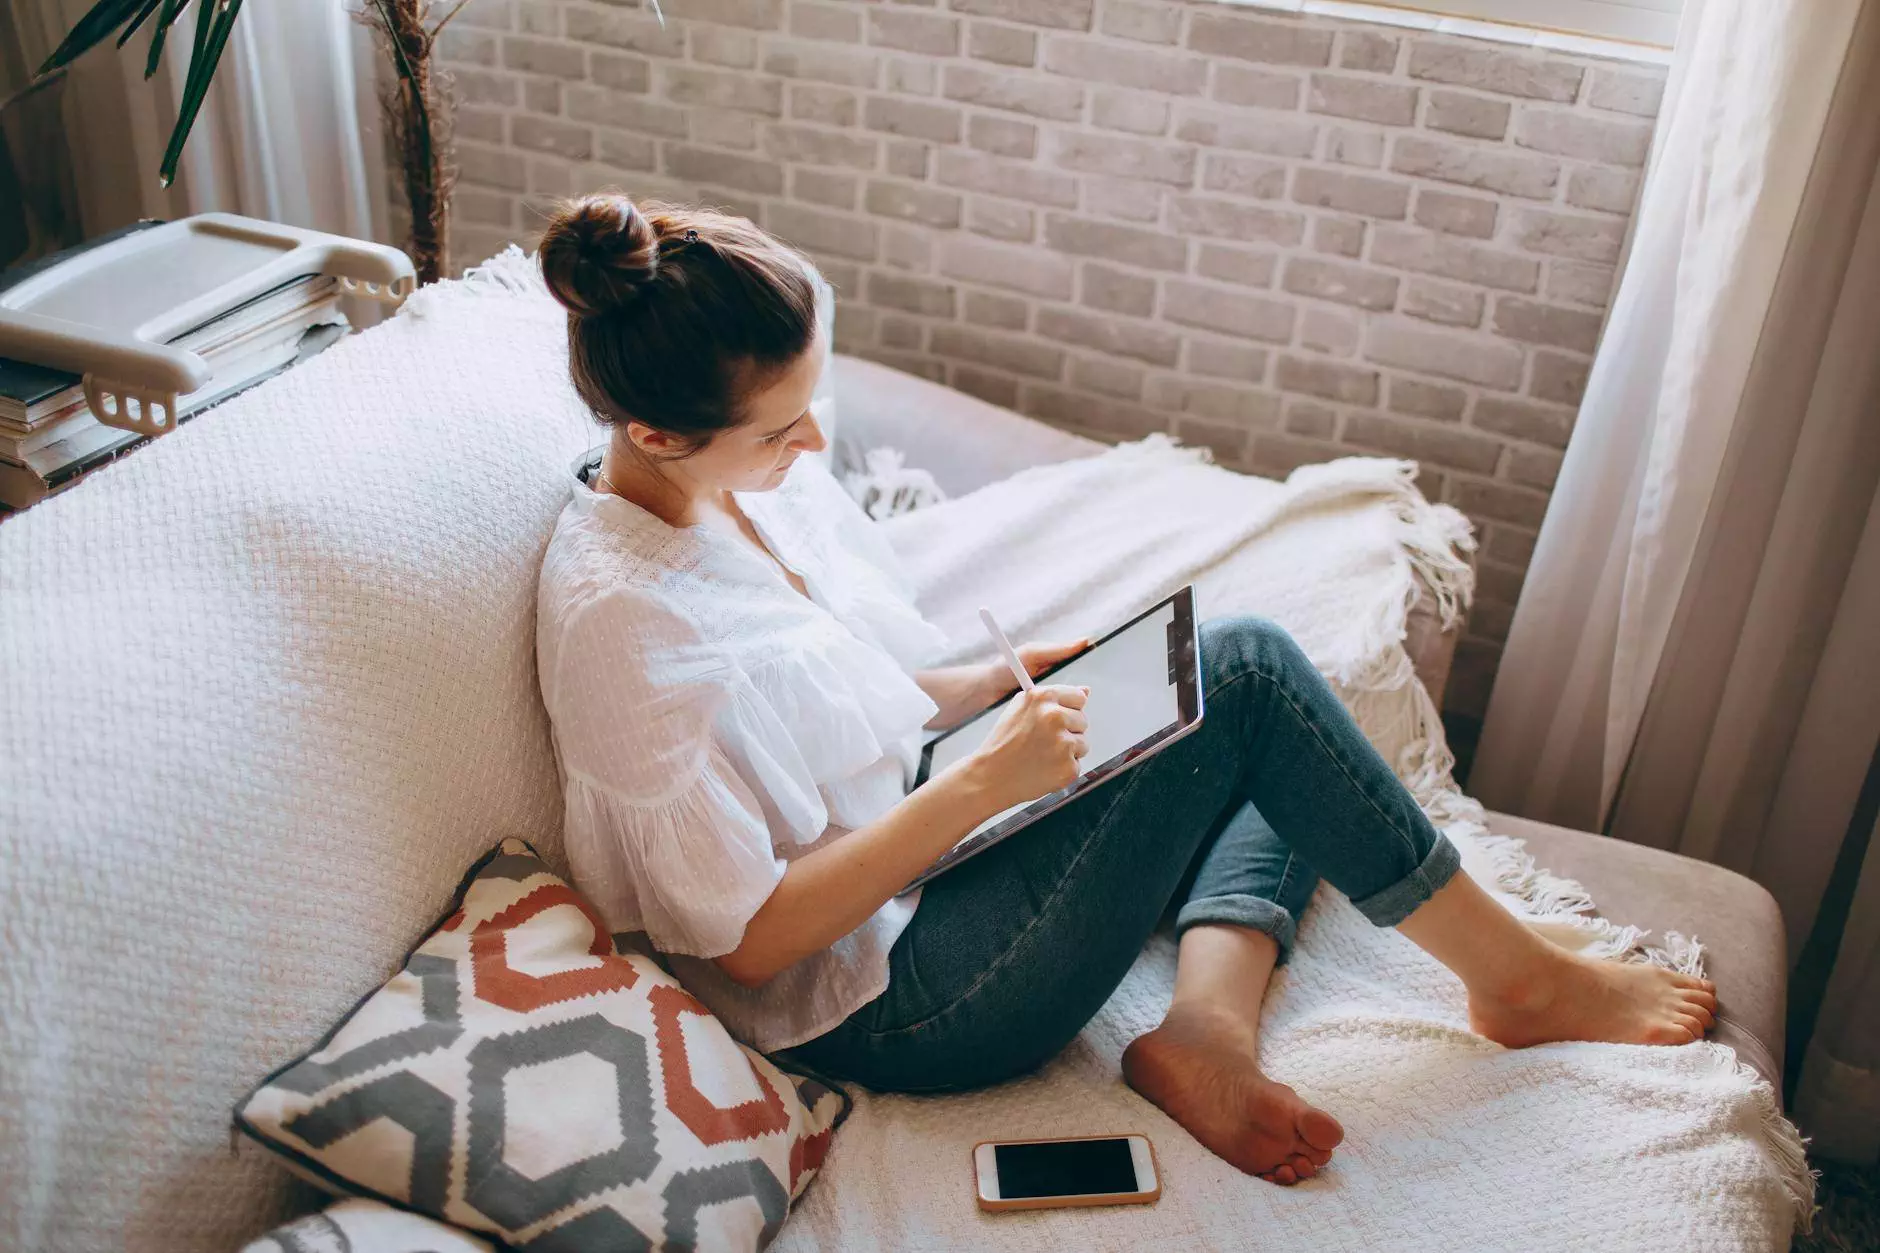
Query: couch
[[0, 259, 1790, 1250]]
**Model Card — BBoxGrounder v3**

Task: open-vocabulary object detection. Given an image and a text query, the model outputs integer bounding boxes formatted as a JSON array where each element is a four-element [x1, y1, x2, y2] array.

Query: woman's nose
[[794, 414, 829, 453]]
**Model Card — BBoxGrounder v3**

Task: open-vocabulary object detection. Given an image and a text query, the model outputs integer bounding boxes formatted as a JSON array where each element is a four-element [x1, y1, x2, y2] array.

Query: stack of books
[[0, 221, 354, 510]]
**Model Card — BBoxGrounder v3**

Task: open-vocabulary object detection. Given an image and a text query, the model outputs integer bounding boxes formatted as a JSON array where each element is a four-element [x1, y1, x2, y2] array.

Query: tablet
[[902, 585, 1204, 893]]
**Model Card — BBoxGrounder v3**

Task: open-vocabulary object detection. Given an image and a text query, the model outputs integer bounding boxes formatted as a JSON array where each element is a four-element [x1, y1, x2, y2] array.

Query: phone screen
[[994, 1138, 1140, 1199]]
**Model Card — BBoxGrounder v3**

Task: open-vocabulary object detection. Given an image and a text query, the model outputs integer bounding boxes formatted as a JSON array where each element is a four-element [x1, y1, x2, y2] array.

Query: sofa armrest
[[831, 354, 1104, 497]]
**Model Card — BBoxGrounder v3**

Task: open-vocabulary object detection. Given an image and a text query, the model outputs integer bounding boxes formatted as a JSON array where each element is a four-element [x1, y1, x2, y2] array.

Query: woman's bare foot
[[1468, 945, 1719, 1049], [1122, 1005, 1344, 1186]]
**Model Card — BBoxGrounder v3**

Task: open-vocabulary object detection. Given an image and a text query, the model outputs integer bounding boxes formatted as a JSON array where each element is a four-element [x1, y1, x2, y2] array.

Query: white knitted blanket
[[0, 246, 1808, 1251], [784, 424, 1817, 1249]]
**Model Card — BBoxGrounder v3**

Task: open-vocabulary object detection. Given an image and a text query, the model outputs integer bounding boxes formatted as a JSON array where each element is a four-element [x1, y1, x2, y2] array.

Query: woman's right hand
[[964, 683, 1090, 811]]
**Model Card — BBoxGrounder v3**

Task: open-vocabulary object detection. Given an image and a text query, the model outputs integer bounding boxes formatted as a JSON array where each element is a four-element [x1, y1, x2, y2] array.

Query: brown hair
[[537, 191, 819, 460]]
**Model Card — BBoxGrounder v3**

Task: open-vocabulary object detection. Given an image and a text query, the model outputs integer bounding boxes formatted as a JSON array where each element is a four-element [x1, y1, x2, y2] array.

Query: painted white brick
[[1308, 72, 1418, 125], [870, 9, 961, 54], [1372, 224, 1539, 292], [1164, 280, 1296, 342], [949, 0, 1095, 32], [1490, 295, 1602, 353], [865, 96, 964, 143], [1051, 132, 1197, 186], [1276, 353, 1379, 404], [1212, 64, 1303, 110], [938, 148, 1078, 205], [969, 22, 1038, 65], [1405, 40, 1583, 102], [1338, 29, 1399, 73], [1101, 0, 1184, 46], [1176, 106, 1319, 158], [1188, 13, 1333, 67], [1201, 153, 1287, 198], [965, 290, 1031, 328], [1043, 38, 1207, 94], [969, 197, 1037, 241], [1365, 319, 1523, 389], [866, 179, 964, 226], [1197, 243, 1278, 288], [1514, 108, 1652, 167], [1039, 307, 1183, 365], [1401, 276, 1484, 327], [1471, 395, 1576, 447], [1281, 256, 1399, 311], [1168, 195, 1306, 245], [1412, 188, 1496, 238], [1510, 207, 1625, 263], [1587, 67, 1665, 117], [1425, 89, 1509, 140], [1566, 166, 1641, 214], [1299, 305, 1359, 356], [940, 233, 1077, 297], [943, 64, 1085, 119], [1391, 135, 1558, 200], [1044, 213, 1190, 270], [1324, 127, 1386, 169], [1092, 89, 1174, 136], [1082, 262, 1158, 314], [1292, 166, 1410, 219]]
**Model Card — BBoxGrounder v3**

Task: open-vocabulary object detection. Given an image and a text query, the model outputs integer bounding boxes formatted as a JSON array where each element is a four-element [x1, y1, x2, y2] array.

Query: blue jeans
[[772, 615, 1461, 1094]]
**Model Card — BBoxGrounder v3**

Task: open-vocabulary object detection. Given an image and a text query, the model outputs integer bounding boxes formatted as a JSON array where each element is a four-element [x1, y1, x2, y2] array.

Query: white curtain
[[1471, 0, 1880, 1155], [15, 0, 386, 244]]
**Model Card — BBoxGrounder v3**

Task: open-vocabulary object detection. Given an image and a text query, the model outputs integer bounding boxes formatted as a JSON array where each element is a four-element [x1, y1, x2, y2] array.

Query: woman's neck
[[598, 444, 727, 530]]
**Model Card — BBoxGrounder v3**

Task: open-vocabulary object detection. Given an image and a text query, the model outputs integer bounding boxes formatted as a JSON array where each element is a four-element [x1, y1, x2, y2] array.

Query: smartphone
[[973, 1134, 1161, 1212]]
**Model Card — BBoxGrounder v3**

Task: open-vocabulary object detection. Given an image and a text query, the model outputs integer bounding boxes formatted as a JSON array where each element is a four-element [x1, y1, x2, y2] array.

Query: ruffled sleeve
[[543, 587, 787, 958]]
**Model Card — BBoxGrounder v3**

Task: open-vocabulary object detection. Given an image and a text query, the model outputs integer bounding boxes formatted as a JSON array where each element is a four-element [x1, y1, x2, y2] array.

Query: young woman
[[533, 192, 1718, 1187]]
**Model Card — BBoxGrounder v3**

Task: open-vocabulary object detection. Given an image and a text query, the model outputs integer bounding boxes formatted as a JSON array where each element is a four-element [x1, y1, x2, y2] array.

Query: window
[[1302, 0, 1680, 51], [1434, 0, 1680, 46]]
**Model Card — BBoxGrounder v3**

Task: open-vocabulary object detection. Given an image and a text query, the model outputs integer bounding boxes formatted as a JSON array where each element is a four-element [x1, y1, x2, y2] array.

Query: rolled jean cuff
[[1175, 894, 1301, 965], [1348, 831, 1462, 928]]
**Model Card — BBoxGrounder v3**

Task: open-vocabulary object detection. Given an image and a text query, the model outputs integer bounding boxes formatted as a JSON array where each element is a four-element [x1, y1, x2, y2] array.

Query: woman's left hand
[[918, 637, 1091, 728], [991, 637, 1091, 699]]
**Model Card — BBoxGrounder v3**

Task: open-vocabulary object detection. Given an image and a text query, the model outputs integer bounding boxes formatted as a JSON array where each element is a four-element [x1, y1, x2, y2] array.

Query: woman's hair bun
[[537, 192, 661, 319]]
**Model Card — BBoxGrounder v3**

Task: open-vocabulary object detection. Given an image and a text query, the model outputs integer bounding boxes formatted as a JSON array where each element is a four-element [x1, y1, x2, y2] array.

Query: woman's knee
[[1199, 615, 1311, 689]]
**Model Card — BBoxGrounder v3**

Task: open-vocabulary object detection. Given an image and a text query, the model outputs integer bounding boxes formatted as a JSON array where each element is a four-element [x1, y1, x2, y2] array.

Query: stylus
[[979, 607, 1035, 694]]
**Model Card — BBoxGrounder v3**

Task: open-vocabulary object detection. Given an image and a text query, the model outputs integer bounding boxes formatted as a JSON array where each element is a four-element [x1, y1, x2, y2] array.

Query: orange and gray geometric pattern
[[235, 838, 846, 1252]]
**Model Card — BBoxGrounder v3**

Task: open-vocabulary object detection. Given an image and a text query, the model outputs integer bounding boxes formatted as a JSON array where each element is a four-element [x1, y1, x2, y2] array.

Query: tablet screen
[[923, 598, 1186, 843]]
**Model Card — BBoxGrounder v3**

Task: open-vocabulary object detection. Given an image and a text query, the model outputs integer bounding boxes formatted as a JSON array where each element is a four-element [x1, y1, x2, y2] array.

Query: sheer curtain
[[1471, 0, 1880, 1154]]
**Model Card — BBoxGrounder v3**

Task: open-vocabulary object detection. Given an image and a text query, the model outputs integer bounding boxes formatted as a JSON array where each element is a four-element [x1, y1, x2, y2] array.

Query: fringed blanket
[[781, 434, 1813, 1250]]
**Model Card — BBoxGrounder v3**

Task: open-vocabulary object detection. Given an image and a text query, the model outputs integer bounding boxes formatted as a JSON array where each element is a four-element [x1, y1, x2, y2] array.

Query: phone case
[[972, 1134, 1162, 1212]]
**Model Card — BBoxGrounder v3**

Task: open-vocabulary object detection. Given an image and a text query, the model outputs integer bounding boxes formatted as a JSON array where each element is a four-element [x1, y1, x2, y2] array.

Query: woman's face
[[626, 325, 830, 495]]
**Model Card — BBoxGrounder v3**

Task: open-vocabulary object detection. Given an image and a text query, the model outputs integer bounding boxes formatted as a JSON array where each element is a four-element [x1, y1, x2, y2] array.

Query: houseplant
[[35, 0, 469, 282]]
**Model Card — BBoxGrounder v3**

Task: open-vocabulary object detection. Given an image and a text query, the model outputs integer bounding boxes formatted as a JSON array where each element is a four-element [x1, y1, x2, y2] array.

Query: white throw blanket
[[774, 434, 1815, 1251]]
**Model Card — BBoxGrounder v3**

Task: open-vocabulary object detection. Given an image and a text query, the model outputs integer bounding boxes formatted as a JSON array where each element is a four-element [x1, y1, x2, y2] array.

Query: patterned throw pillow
[[235, 839, 847, 1251]]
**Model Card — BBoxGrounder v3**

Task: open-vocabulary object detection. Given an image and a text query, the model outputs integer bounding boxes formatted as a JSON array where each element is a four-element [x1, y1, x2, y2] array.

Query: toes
[[1675, 1011, 1707, 1040], [1271, 1164, 1298, 1185], [1647, 1018, 1700, 1044], [1289, 1153, 1317, 1180], [1302, 1143, 1335, 1167], [1298, 1107, 1345, 1151]]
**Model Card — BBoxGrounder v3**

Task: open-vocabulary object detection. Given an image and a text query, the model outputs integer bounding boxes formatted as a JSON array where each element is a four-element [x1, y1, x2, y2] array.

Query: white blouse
[[535, 450, 953, 1052]]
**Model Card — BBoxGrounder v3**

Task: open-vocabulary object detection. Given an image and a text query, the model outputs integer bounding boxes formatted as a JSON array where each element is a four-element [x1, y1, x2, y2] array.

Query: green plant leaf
[[141, 0, 192, 79], [158, 0, 244, 187], [35, 0, 146, 73], [114, 0, 170, 49]]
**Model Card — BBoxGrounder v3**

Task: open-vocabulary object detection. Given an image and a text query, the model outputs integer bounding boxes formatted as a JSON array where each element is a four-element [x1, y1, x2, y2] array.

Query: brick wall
[[420, 0, 1667, 719]]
